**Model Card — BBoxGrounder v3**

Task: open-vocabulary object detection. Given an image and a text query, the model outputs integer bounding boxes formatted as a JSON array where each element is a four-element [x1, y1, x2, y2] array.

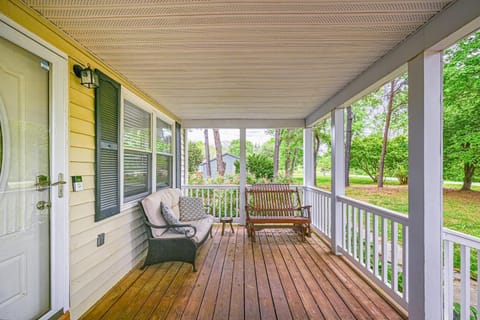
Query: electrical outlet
[[97, 233, 105, 247]]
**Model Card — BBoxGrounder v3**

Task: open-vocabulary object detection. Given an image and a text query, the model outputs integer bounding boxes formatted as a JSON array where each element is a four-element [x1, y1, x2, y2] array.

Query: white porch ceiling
[[24, 0, 454, 123]]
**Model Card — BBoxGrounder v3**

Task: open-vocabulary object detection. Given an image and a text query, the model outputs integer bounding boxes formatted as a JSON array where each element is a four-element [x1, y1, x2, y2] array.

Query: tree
[[280, 129, 303, 177], [350, 134, 383, 182], [385, 135, 409, 184], [259, 138, 275, 159], [378, 77, 407, 187], [443, 32, 480, 191], [188, 141, 204, 173], [273, 129, 281, 178], [213, 129, 225, 176], [228, 139, 254, 156], [313, 119, 331, 185], [203, 129, 211, 177], [247, 153, 274, 180]]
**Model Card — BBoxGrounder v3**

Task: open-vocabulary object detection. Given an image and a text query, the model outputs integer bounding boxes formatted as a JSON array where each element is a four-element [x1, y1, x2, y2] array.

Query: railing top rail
[[183, 184, 304, 190], [182, 185, 240, 189], [443, 227, 480, 250], [336, 195, 409, 225], [303, 186, 332, 197]]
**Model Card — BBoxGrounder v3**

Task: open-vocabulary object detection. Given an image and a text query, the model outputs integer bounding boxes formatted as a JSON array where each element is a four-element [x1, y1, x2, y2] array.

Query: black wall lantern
[[73, 64, 99, 88]]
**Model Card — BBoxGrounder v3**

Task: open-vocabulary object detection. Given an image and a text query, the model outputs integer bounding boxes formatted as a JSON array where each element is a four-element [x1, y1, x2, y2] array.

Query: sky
[[187, 129, 273, 145]]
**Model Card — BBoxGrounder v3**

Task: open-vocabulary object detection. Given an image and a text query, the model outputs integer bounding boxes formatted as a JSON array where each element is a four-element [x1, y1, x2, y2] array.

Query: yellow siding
[[66, 57, 148, 319], [0, 1, 174, 319]]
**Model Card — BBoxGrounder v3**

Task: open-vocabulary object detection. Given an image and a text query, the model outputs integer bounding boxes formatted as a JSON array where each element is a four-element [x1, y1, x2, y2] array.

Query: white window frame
[[154, 112, 175, 191], [120, 89, 175, 209]]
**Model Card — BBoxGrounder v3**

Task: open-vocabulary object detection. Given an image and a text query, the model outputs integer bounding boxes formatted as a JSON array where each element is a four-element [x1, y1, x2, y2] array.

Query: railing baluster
[[348, 205, 355, 257], [403, 225, 408, 302], [382, 217, 388, 284], [391, 221, 398, 293], [461, 245, 471, 320], [344, 203, 349, 250], [327, 193, 330, 236], [223, 189, 227, 218], [477, 250, 480, 318], [353, 205, 358, 259], [444, 240, 454, 320], [359, 209, 364, 265], [374, 214, 379, 278], [231, 188, 234, 218], [366, 211, 371, 271]]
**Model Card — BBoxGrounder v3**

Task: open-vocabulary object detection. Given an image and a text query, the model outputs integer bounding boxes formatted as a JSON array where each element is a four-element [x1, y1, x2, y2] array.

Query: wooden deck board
[[229, 226, 245, 320], [81, 225, 407, 320], [265, 231, 309, 320]]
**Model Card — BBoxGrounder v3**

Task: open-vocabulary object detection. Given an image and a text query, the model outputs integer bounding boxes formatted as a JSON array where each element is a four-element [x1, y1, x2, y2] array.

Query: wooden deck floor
[[81, 225, 406, 320]]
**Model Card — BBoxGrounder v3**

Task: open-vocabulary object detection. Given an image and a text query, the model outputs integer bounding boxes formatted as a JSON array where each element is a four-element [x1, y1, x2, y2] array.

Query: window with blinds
[[123, 100, 152, 201], [156, 118, 173, 190]]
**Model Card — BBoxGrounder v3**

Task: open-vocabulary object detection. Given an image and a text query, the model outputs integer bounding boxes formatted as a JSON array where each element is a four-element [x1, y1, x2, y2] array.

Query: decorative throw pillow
[[161, 202, 189, 234], [179, 196, 207, 221]]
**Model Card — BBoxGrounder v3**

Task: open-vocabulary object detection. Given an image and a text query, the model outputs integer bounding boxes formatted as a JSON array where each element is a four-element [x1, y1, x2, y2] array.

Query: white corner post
[[239, 128, 247, 225], [304, 128, 315, 187], [331, 109, 345, 255], [183, 129, 189, 186], [408, 51, 443, 320]]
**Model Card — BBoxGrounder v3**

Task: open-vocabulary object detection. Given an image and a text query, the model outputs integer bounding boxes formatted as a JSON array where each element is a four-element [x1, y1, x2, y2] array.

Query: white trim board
[[181, 118, 305, 129]]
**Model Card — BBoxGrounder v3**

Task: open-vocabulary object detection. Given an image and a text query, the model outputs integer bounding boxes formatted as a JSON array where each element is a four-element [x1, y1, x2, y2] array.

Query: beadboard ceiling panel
[[23, 0, 454, 122]]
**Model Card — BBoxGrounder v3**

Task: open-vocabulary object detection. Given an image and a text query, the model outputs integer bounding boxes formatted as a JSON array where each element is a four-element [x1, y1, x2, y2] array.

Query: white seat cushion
[[141, 188, 182, 237], [159, 215, 214, 243]]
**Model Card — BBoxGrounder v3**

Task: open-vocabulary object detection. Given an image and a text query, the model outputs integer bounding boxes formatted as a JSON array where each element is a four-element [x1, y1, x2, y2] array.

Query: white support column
[[303, 128, 315, 187], [239, 128, 247, 225], [331, 109, 345, 255], [408, 51, 443, 320], [184, 129, 189, 186]]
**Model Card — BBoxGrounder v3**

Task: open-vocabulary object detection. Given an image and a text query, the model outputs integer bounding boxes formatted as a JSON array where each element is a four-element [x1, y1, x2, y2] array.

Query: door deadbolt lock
[[36, 201, 51, 210]]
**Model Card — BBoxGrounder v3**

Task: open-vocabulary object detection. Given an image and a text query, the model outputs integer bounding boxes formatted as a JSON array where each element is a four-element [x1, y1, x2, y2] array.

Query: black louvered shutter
[[95, 71, 120, 221], [175, 122, 181, 188]]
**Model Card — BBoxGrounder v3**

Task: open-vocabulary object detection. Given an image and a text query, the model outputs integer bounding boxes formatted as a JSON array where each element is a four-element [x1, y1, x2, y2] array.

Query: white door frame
[[0, 14, 69, 319]]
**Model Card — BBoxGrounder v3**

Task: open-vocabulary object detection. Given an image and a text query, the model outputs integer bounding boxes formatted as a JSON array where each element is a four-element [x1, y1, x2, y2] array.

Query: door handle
[[36, 173, 66, 198], [36, 200, 51, 210], [51, 180, 67, 186]]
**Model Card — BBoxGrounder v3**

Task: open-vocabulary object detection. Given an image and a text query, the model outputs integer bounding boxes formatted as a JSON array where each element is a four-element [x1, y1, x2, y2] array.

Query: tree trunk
[[213, 128, 225, 176], [378, 80, 396, 188], [290, 147, 299, 175], [345, 106, 353, 187], [273, 129, 281, 178], [204, 129, 211, 177], [461, 163, 475, 191]]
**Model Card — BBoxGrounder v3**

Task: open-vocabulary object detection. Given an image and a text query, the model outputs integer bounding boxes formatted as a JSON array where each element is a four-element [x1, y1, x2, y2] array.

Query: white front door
[[0, 18, 68, 320]]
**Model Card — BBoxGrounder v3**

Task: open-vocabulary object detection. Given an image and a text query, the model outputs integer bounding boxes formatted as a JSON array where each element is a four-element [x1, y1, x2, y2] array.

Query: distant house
[[199, 153, 239, 179]]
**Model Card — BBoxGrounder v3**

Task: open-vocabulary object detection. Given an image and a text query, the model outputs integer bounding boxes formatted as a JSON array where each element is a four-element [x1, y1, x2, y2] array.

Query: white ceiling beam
[[306, 0, 480, 127], [181, 119, 305, 129]]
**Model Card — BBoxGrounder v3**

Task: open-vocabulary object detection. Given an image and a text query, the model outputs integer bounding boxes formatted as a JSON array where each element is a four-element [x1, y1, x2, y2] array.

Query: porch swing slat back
[[245, 184, 311, 241]]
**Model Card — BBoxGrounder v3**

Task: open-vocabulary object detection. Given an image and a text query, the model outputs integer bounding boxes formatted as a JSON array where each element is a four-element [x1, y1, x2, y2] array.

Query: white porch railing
[[336, 195, 409, 309], [443, 228, 480, 320], [182, 185, 240, 220], [303, 186, 331, 238]]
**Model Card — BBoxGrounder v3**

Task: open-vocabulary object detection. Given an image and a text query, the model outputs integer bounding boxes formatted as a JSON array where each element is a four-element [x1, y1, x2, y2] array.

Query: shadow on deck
[[81, 225, 407, 319]]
